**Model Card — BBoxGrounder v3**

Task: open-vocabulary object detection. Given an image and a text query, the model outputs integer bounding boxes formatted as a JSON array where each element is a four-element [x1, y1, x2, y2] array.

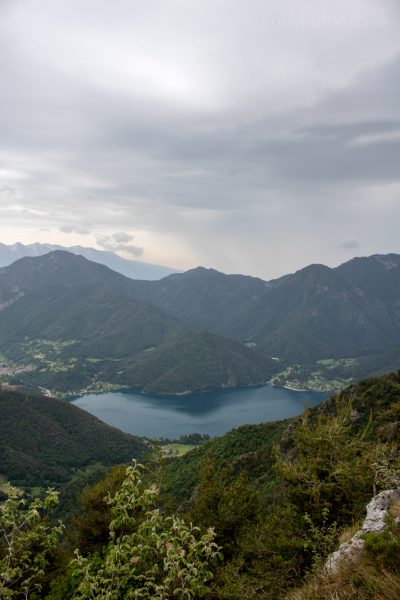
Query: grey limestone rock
[[325, 490, 400, 572]]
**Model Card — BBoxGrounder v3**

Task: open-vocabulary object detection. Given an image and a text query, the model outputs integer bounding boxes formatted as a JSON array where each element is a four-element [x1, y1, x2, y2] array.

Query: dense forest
[[1, 371, 400, 598], [0, 386, 149, 487]]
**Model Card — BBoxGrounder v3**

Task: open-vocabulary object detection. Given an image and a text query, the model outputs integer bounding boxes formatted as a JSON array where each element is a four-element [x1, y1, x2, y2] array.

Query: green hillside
[[156, 370, 400, 598], [0, 386, 148, 486], [0, 252, 276, 394], [2, 250, 400, 395], [162, 369, 400, 508], [127, 254, 400, 387]]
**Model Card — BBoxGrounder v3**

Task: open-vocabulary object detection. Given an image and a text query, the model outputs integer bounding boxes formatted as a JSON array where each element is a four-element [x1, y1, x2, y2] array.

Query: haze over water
[[72, 385, 327, 439]]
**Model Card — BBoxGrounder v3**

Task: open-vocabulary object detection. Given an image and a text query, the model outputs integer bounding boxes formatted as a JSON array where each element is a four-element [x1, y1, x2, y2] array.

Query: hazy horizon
[[2, 239, 398, 281]]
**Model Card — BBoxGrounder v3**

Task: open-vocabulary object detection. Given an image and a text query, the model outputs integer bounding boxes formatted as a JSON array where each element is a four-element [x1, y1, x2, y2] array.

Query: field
[[161, 444, 198, 457], [0, 338, 130, 396], [0, 474, 23, 498]]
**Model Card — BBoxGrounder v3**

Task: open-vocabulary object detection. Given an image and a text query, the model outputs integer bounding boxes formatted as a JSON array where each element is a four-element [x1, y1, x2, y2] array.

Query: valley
[[0, 339, 349, 396], [2, 5, 400, 596], [2, 251, 400, 396], [1, 250, 400, 600]]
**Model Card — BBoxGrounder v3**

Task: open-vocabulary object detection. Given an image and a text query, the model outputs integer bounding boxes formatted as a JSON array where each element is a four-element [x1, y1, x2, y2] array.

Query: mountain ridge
[[0, 252, 276, 395], [127, 252, 400, 363], [0, 242, 181, 280], [1, 250, 400, 393]]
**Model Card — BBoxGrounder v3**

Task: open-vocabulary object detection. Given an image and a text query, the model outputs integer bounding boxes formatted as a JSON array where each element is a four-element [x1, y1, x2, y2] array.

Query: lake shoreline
[[67, 380, 271, 401], [71, 385, 328, 439]]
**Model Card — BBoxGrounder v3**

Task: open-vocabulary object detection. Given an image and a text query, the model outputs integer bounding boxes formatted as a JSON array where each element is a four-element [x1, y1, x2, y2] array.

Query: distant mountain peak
[[0, 242, 181, 280]]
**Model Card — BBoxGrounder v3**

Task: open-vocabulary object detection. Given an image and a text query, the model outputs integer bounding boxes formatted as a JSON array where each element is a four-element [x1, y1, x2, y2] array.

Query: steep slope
[[128, 255, 400, 364], [127, 267, 270, 336], [0, 252, 275, 394], [0, 386, 147, 486], [245, 261, 400, 360], [0, 242, 180, 280], [163, 368, 400, 508], [0, 250, 129, 310], [161, 370, 400, 599]]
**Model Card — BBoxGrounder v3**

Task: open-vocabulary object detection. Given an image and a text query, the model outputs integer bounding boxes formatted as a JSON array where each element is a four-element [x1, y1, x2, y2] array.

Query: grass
[[288, 565, 400, 600], [390, 499, 400, 520], [0, 481, 24, 497], [288, 514, 400, 600], [338, 522, 363, 545], [161, 444, 198, 457]]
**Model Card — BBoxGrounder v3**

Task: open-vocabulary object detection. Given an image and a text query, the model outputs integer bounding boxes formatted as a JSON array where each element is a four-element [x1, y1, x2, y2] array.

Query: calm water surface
[[71, 385, 327, 439]]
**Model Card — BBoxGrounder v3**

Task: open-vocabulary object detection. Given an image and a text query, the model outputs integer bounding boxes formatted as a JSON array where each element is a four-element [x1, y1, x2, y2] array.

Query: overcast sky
[[1, 0, 400, 278]]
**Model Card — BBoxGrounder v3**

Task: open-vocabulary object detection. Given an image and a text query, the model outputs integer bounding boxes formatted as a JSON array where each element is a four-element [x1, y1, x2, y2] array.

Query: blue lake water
[[71, 385, 328, 439]]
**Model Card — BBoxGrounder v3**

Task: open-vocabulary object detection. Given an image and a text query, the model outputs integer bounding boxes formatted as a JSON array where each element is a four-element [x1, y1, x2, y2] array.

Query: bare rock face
[[362, 490, 399, 532], [325, 490, 400, 572]]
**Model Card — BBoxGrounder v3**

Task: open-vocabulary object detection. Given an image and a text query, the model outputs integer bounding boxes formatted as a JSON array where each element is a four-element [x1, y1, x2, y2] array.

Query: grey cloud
[[112, 232, 134, 244], [60, 225, 91, 235], [339, 239, 360, 249], [96, 233, 143, 257]]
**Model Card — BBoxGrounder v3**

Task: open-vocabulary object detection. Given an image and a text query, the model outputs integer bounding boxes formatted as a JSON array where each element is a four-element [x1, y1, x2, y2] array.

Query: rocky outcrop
[[325, 490, 400, 572]]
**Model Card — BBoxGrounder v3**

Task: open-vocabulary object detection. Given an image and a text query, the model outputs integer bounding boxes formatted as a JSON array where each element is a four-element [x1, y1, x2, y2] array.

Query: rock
[[325, 490, 400, 572], [362, 490, 396, 533]]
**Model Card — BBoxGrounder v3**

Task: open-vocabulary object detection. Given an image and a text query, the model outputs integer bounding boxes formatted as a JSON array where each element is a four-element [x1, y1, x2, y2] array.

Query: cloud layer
[[0, 0, 399, 277]]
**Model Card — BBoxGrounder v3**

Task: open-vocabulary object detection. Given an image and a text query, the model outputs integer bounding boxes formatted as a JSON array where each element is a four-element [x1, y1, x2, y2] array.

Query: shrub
[[71, 460, 222, 599], [0, 488, 64, 598]]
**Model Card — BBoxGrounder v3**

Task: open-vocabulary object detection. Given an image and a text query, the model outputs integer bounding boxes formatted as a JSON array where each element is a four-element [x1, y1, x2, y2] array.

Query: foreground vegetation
[[0, 462, 221, 599], [1, 370, 400, 598]]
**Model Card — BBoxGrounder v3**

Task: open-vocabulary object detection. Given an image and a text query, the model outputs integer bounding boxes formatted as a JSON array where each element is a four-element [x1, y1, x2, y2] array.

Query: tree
[[274, 401, 373, 525], [188, 452, 260, 558]]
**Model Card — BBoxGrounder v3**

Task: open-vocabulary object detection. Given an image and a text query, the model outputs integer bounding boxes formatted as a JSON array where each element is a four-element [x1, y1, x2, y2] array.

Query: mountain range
[[0, 252, 274, 394], [128, 254, 400, 362], [0, 242, 180, 280], [0, 249, 400, 394]]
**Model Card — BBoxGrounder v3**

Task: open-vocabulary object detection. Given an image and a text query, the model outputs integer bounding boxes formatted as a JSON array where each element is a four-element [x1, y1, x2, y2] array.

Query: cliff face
[[325, 490, 400, 571]]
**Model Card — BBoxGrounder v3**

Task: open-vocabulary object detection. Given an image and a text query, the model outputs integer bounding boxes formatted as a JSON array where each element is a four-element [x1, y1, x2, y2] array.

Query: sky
[[1, 0, 400, 279]]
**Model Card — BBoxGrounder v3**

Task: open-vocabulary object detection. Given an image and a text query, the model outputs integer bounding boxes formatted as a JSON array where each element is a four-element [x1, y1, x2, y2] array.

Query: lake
[[71, 385, 328, 439]]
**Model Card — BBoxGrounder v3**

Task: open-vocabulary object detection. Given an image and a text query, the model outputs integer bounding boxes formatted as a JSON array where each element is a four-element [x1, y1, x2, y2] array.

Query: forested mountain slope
[[0, 386, 147, 486], [128, 254, 400, 365], [0, 252, 275, 394], [2, 251, 400, 393], [2, 370, 400, 599]]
